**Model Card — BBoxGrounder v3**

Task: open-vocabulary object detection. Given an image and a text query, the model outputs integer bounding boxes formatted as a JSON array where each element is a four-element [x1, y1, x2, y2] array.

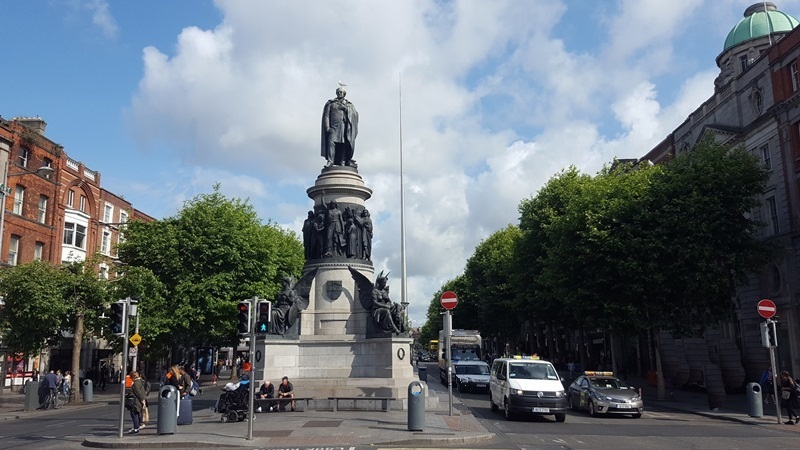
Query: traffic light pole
[[117, 297, 131, 439], [247, 296, 258, 441], [766, 319, 782, 424], [445, 310, 453, 417]]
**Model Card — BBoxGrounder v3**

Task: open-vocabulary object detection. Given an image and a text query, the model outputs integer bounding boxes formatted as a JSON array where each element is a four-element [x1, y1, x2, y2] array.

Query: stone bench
[[328, 396, 396, 412], [254, 397, 312, 412]]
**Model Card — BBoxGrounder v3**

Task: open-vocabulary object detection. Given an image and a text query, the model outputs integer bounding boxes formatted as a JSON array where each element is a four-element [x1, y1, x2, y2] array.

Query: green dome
[[723, 2, 799, 51]]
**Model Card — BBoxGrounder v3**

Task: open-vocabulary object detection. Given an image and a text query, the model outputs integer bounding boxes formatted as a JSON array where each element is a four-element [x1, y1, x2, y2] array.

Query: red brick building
[[0, 116, 153, 269]]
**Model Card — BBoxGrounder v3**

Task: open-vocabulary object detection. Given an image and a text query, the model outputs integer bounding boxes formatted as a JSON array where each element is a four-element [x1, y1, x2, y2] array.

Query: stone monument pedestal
[[252, 165, 424, 409]]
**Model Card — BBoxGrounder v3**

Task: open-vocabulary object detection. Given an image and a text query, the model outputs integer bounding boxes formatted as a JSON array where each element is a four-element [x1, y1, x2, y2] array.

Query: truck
[[438, 329, 482, 384]]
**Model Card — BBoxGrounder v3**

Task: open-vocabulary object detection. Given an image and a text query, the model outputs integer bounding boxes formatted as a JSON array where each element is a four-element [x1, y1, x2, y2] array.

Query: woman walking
[[127, 371, 147, 434], [780, 371, 799, 424]]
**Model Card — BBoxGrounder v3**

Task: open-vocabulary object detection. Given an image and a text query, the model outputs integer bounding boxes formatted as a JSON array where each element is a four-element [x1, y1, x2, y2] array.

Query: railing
[[66, 159, 79, 171]]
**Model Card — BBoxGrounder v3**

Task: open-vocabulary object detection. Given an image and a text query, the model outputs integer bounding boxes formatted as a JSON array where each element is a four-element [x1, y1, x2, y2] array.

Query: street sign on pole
[[129, 333, 142, 347], [758, 299, 777, 319], [441, 291, 458, 310]]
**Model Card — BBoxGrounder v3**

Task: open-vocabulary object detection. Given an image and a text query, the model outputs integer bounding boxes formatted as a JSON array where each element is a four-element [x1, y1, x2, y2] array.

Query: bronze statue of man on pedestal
[[321, 85, 359, 168]]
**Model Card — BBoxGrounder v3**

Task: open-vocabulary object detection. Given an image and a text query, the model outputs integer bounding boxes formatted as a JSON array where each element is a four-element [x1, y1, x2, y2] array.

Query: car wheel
[[632, 412, 642, 419], [504, 398, 515, 421], [555, 413, 566, 422], [588, 400, 598, 416], [490, 393, 498, 412]]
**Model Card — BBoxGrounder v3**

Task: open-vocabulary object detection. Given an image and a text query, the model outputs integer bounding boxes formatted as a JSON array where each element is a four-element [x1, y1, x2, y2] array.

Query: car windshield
[[455, 365, 490, 375], [508, 363, 558, 380], [452, 349, 481, 361], [590, 378, 630, 389]]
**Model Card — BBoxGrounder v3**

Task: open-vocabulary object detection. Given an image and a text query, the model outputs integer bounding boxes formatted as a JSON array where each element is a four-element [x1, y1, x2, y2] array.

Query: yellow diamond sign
[[129, 333, 142, 346]]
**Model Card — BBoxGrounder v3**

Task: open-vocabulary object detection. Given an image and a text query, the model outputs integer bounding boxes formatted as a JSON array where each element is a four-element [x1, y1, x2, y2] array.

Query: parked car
[[567, 371, 643, 418], [453, 361, 490, 393]]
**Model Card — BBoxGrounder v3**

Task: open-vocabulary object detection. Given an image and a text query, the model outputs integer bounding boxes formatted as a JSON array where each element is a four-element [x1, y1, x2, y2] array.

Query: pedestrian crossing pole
[[117, 297, 131, 439], [247, 296, 258, 441]]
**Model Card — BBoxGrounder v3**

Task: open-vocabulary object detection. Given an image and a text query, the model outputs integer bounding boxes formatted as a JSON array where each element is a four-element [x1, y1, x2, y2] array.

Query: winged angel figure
[[349, 267, 406, 334], [271, 268, 318, 335]]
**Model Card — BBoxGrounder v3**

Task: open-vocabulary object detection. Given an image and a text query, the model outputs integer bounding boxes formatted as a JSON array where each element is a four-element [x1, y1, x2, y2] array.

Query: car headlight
[[512, 389, 524, 396], [595, 393, 611, 401], [554, 390, 565, 397]]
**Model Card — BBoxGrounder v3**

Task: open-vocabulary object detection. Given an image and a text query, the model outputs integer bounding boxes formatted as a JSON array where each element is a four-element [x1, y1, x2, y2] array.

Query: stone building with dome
[[641, 2, 800, 389]]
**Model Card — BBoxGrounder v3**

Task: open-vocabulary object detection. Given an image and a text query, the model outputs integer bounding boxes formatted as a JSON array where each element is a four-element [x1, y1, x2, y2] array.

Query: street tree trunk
[[71, 313, 84, 403]]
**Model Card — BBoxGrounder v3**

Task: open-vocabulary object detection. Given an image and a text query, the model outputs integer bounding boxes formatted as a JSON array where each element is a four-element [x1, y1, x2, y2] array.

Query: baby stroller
[[213, 380, 251, 422]]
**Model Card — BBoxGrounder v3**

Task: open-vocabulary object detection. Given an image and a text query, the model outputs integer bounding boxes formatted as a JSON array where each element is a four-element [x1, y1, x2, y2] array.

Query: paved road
[[438, 378, 800, 449]]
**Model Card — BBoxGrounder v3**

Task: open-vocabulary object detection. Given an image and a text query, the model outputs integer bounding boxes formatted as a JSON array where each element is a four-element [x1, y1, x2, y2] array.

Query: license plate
[[616, 403, 631, 409], [532, 407, 549, 413], [476, 384, 486, 388]]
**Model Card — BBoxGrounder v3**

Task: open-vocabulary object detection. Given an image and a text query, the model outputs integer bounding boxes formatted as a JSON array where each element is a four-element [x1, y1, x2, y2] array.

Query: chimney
[[14, 116, 47, 135]]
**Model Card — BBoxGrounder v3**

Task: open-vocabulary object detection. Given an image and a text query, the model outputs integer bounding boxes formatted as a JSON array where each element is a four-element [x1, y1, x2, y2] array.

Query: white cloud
[[126, 0, 730, 324], [86, 0, 119, 39]]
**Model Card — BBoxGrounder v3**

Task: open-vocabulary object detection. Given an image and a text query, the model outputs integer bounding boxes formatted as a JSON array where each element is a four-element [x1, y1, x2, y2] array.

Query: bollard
[[407, 381, 425, 431], [158, 385, 179, 435], [418, 367, 427, 383], [23, 381, 40, 411], [746, 382, 763, 418], [82, 379, 93, 403]]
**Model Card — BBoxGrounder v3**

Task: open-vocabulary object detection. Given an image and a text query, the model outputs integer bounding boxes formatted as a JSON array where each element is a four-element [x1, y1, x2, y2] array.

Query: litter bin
[[82, 379, 93, 403], [407, 381, 425, 431], [23, 381, 40, 411], [418, 367, 427, 383], [746, 382, 763, 418], [158, 385, 179, 435]]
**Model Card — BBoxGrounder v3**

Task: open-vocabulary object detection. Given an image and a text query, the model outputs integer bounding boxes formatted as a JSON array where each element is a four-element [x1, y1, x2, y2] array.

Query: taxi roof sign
[[512, 355, 541, 360], [584, 371, 614, 377]]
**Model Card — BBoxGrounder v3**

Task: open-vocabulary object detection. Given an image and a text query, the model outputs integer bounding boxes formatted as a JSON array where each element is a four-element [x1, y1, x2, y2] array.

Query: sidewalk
[[4, 371, 800, 448], [626, 375, 800, 430], [2, 378, 495, 448]]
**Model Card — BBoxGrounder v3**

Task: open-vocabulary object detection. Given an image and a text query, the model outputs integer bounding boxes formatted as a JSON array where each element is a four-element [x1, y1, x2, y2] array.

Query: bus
[[429, 340, 439, 354]]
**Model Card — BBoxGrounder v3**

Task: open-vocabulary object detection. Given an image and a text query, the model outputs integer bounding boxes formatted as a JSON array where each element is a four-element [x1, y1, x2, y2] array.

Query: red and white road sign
[[758, 299, 777, 319], [441, 291, 458, 310]]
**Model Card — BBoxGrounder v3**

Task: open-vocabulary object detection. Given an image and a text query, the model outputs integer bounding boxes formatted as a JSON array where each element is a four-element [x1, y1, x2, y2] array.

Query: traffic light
[[761, 320, 779, 348], [110, 301, 127, 336], [255, 300, 272, 334], [237, 301, 251, 335]]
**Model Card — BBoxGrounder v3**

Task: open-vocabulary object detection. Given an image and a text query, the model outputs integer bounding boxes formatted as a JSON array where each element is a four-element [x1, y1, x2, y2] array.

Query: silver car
[[453, 361, 491, 393], [567, 372, 643, 418]]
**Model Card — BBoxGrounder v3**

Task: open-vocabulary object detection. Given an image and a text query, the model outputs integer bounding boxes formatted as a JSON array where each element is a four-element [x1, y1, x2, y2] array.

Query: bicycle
[[43, 388, 66, 409]]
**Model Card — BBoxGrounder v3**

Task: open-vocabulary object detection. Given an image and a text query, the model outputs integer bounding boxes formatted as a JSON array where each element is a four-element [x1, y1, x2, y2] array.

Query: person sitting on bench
[[278, 376, 295, 411]]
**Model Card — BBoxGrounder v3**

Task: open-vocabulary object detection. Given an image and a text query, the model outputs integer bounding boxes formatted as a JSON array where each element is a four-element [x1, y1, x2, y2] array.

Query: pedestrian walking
[[126, 371, 147, 434], [760, 366, 775, 404], [780, 370, 799, 424]]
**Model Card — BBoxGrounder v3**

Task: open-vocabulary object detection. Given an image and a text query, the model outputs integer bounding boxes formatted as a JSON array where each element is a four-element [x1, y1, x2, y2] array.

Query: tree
[[463, 225, 522, 347], [117, 185, 304, 358], [0, 259, 111, 400]]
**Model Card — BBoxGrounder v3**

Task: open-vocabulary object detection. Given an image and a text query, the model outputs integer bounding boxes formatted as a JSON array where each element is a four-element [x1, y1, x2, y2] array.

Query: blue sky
[[3, 0, 797, 326]]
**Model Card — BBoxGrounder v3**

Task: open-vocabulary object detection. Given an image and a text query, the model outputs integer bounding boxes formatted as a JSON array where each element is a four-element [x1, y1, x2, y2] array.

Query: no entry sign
[[758, 299, 777, 319], [441, 291, 458, 310]]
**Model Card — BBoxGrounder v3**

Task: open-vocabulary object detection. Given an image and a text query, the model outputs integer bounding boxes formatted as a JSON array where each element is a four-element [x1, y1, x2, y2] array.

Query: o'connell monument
[[254, 85, 419, 408]]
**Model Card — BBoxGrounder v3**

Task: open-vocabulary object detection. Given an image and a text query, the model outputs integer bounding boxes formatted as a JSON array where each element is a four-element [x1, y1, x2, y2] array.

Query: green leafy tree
[[117, 185, 304, 358], [0, 259, 111, 399]]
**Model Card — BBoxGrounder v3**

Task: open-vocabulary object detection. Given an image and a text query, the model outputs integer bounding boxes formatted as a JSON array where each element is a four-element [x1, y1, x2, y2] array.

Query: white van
[[489, 357, 567, 422]]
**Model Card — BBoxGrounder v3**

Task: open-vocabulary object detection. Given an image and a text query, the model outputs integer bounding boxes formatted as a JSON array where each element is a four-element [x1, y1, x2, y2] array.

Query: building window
[[752, 89, 763, 115], [13, 186, 24, 215], [34, 242, 44, 261], [761, 144, 772, 170], [100, 229, 111, 255], [63, 222, 87, 249], [37, 195, 47, 223], [99, 264, 109, 280], [79, 195, 86, 213], [67, 190, 74, 207], [740, 54, 749, 72], [119, 210, 128, 224], [42, 158, 52, 179], [103, 203, 113, 223], [18, 148, 29, 168], [8, 235, 20, 266], [767, 196, 779, 235]]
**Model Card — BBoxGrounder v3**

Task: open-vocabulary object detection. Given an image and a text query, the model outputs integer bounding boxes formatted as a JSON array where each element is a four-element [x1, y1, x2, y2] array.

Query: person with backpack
[[780, 370, 799, 424]]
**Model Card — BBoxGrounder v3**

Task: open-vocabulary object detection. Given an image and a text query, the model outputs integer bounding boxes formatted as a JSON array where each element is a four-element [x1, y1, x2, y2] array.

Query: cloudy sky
[[3, 0, 797, 327]]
